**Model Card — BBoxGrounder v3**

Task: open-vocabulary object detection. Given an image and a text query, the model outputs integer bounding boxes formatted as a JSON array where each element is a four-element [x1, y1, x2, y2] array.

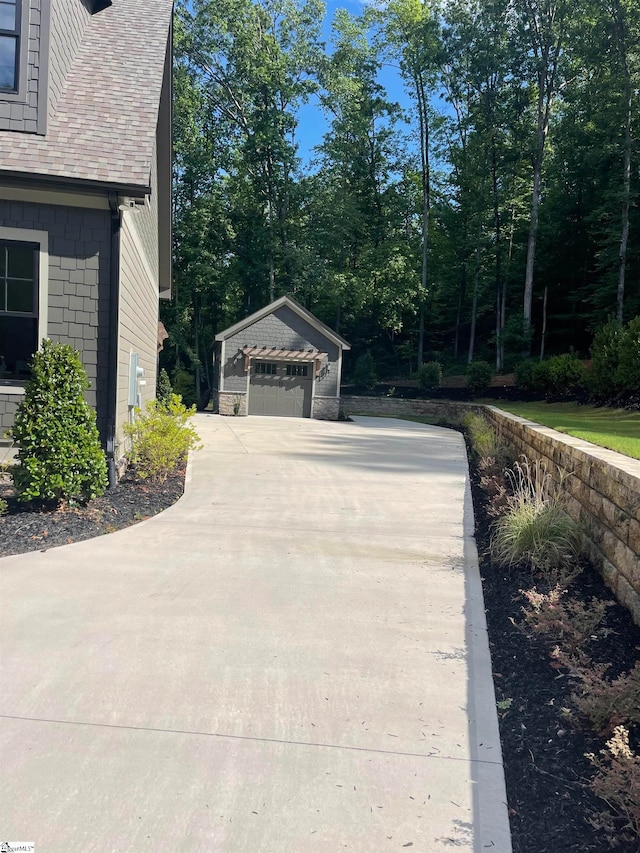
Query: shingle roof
[[0, 0, 173, 192]]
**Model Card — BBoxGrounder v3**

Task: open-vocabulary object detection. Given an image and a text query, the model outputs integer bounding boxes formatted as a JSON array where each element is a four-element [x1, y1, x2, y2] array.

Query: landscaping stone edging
[[341, 396, 640, 625]]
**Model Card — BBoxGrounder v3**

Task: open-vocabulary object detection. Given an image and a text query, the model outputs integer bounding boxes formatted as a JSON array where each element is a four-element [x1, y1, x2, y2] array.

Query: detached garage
[[214, 296, 350, 420]]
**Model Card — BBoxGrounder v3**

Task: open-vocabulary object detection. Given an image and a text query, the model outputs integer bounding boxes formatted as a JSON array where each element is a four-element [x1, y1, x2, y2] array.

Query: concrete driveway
[[0, 414, 511, 852]]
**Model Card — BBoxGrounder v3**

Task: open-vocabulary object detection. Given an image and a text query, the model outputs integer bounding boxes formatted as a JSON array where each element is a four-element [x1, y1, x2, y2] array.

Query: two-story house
[[0, 0, 172, 484]]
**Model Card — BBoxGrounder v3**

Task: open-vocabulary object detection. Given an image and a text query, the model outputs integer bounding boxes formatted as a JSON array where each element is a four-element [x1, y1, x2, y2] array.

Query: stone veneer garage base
[[341, 396, 640, 626]]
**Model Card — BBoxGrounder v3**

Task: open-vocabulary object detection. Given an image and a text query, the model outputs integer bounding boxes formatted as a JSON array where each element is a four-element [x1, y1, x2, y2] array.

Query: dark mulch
[[468, 451, 640, 853], [0, 463, 186, 557]]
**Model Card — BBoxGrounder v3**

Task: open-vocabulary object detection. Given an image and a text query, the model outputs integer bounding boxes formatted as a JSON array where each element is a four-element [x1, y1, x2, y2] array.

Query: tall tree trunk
[[491, 142, 502, 371], [611, 0, 632, 324], [416, 72, 430, 367], [521, 3, 565, 348], [539, 285, 548, 361], [468, 227, 482, 364], [194, 297, 201, 400], [454, 269, 466, 360], [500, 207, 516, 371], [524, 133, 543, 346]]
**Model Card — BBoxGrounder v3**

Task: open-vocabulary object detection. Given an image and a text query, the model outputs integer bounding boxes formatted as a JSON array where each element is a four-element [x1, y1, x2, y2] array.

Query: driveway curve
[[1, 414, 511, 852]]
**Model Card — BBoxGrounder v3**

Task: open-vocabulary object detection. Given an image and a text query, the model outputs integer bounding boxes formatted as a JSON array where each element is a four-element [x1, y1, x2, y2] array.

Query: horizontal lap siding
[[116, 214, 158, 456], [131, 140, 159, 286]]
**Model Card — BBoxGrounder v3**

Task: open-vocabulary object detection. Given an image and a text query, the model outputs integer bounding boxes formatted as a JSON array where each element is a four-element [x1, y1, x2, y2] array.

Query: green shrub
[[532, 359, 552, 392], [589, 319, 623, 399], [353, 352, 377, 393], [514, 359, 538, 393], [0, 497, 6, 515], [416, 361, 442, 392], [123, 394, 201, 482], [172, 369, 197, 407], [616, 315, 640, 394], [466, 361, 493, 395], [11, 340, 107, 504], [156, 368, 173, 407], [545, 354, 587, 397], [491, 456, 580, 583]]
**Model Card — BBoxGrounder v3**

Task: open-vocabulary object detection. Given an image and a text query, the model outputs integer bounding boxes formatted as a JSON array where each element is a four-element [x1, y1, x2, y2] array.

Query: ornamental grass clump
[[462, 412, 500, 459], [490, 456, 580, 583], [11, 340, 107, 504], [123, 393, 202, 483]]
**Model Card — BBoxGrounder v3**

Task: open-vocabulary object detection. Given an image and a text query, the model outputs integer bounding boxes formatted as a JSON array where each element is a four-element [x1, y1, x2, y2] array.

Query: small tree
[[12, 340, 107, 503], [353, 352, 377, 393], [466, 361, 492, 396], [416, 361, 442, 392], [589, 319, 622, 399], [616, 315, 640, 394], [156, 368, 173, 407]]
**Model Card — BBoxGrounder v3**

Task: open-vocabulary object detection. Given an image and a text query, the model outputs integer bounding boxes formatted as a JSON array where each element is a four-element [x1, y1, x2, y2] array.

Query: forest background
[[162, 0, 640, 403]]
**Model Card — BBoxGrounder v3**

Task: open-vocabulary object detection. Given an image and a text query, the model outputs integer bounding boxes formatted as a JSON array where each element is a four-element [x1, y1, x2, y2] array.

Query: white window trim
[[0, 225, 48, 392]]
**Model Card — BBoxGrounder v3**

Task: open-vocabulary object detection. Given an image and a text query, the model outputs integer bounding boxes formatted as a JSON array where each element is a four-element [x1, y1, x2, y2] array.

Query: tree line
[[163, 0, 639, 401]]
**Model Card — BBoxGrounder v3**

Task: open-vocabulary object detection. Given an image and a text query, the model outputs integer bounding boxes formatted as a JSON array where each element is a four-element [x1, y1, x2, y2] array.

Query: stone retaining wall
[[341, 396, 640, 625], [340, 395, 483, 423]]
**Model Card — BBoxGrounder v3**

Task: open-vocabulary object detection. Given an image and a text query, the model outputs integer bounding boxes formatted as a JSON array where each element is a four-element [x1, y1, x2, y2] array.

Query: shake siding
[[116, 214, 158, 454], [0, 0, 44, 133], [48, 0, 91, 117], [0, 200, 111, 438], [223, 306, 340, 396]]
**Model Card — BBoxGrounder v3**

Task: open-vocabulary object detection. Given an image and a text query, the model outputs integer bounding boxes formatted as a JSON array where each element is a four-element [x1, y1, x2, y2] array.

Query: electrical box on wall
[[129, 352, 145, 408]]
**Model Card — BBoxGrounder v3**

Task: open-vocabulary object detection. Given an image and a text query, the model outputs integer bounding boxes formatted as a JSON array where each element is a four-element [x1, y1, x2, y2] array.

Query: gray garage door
[[248, 362, 312, 417]]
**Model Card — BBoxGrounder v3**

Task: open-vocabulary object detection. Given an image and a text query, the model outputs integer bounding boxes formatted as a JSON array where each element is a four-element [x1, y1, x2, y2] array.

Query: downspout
[[107, 191, 121, 488]]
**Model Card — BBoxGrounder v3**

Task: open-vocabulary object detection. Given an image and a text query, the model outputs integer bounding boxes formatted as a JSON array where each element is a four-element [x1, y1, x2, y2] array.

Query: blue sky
[[294, 0, 411, 168]]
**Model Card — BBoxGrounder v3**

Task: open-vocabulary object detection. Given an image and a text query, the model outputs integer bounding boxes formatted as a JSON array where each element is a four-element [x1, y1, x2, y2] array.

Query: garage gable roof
[[215, 296, 351, 350]]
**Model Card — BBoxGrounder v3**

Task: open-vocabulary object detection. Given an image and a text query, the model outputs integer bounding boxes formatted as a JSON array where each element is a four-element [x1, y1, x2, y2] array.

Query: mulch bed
[[0, 463, 186, 557], [468, 450, 640, 852]]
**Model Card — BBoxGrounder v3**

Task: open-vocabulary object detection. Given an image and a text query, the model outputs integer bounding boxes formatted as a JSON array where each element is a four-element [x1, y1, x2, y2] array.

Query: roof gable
[[0, 0, 173, 191], [215, 296, 351, 350]]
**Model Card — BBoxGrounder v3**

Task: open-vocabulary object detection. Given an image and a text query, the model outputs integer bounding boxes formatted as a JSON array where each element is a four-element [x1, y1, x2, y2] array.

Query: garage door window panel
[[286, 364, 308, 377]]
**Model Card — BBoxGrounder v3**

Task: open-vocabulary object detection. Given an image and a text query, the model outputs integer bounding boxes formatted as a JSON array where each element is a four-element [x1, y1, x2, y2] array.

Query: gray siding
[[223, 305, 340, 397], [131, 139, 159, 286], [0, 395, 20, 436], [0, 200, 111, 439], [0, 0, 46, 134], [48, 0, 91, 117], [116, 213, 158, 455]]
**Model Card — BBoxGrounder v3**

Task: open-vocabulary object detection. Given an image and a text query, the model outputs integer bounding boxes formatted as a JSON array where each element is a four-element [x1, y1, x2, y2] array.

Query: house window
[[255, 362, 277, 375], [286, 364, 308, 377], [0, 239, 38, 381], [0, 0, 19, 93]]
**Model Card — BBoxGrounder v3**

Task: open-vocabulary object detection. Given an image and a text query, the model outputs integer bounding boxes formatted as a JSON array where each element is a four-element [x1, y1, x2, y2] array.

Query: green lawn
[[490, 401, 640, 460]]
